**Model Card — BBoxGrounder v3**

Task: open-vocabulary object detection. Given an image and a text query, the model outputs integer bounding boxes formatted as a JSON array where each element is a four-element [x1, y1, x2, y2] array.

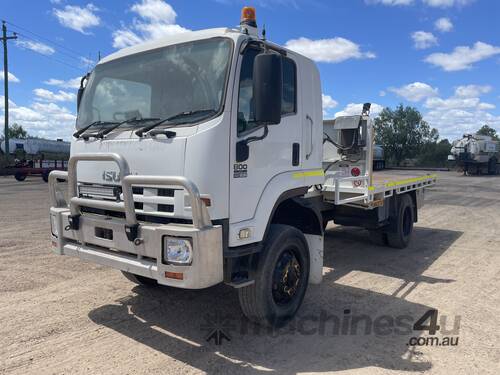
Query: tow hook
[[125, 223, 140, 242], [66, 214, 80, 231]]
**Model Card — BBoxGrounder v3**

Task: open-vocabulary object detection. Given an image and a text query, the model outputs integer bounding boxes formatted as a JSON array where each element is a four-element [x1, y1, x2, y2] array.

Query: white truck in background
[[448, 134, 499, 175], [49, 7, 436, 327]]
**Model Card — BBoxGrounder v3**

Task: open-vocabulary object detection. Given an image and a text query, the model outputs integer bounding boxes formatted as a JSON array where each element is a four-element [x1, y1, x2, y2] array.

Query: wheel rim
[[402, 207, 412, 237], [272, 249, 302, 305]]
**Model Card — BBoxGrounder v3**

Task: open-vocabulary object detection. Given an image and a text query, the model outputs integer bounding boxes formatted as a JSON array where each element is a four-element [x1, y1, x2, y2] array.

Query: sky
[[1, 0, 499, 141]]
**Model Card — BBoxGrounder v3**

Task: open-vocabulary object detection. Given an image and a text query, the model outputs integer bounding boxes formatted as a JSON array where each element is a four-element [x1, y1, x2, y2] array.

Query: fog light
[[163, 237, 193, 265]]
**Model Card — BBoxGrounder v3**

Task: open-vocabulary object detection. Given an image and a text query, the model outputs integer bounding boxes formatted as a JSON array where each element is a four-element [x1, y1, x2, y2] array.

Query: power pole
[[1, 20, 17, 159]]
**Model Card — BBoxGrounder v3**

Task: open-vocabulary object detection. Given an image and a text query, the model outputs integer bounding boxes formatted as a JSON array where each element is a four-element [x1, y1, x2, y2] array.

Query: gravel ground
[[0, 171, 499, 374]]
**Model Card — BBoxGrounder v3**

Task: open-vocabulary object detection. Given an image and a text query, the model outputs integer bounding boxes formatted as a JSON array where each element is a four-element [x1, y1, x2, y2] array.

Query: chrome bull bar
[[48, 152, 211, 242]]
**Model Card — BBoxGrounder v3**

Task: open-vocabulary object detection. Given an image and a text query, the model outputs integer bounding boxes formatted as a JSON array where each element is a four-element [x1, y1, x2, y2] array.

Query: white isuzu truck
[[49, 7, 436, 327]]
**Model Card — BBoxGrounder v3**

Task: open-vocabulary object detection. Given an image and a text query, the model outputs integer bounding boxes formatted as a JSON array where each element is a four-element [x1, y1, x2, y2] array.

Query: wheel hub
[[272, 250, 301, 305]]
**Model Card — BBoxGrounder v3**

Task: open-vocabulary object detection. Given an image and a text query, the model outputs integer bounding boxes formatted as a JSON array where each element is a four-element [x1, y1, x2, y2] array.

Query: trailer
[[48, 7, 436, 327], [7, 160, 68, 182]]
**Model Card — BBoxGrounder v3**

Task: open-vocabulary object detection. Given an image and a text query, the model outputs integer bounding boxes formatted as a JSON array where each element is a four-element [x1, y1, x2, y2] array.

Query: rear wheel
[[387, 194, 414, 249], [14, 172, 27, 181], [238, 224, 310, 327], [121, 271, 158, 286]]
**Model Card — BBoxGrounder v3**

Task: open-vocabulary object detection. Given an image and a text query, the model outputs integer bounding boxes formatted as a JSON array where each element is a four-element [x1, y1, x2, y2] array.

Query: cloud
[[335, 103, 384, 118], [131, 0, 177, 23], [422, 83, 498, 139], [411, 31, 438, 49], [284, 37, 375, 63], [16, 40, 55, 55], [33, 88, 76, 102], [322, 94, 338, 117], [422, 0, 474, 7], [53, 4, 100, 34], [454, 84, 491, 98], [112, 0, 189, 49], [424, 85, 494, 111], [365, 0, 414, 5], [425, 41, 500, 71], [367, 0, 474, 6], [0, 71, 20, 83], [44, 77, 81, 90], [388, 82, 439, 102], [435, 17, 453, 32], [0, 97, 76, 140]]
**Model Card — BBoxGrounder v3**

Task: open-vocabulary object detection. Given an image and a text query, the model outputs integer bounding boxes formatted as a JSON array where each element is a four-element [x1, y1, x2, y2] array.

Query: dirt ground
[[0, 171, 499, 375]]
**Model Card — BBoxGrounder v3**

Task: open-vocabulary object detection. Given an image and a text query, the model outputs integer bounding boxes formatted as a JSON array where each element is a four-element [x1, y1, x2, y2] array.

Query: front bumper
[[49, 153, 222, 289]]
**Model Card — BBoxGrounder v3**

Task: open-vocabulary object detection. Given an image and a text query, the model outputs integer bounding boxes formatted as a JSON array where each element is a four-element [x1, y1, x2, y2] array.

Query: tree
[[374, 105, 439, 166], [476, 125, 499, 141], [1, 123, 28, 140], [418, 139, 452, 167]]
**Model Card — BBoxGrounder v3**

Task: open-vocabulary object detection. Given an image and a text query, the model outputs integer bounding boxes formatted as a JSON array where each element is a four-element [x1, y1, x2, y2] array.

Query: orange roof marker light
[[240, 6, 257, 28]]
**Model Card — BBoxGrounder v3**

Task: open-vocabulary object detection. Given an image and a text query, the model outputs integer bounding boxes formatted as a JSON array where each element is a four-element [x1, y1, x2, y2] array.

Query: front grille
[[80, 206, 192, 225], [77, 183, 192, 224]]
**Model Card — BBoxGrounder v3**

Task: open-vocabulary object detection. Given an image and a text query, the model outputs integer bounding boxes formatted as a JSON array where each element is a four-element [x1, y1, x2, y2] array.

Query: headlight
[[162, 237, 193, 265], [50, 214, 58, 237]]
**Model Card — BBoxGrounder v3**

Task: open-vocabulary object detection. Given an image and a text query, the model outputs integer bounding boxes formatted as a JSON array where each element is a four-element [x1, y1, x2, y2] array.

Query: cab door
[[229, 45, 301, 226]]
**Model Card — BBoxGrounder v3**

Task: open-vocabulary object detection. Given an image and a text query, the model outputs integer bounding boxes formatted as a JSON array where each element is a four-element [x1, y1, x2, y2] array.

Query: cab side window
[[237, 49, 297, 135]]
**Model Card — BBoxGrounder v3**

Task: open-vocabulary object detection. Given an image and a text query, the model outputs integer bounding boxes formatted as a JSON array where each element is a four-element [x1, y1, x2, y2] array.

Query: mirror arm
[[243, 125, 269, 145]]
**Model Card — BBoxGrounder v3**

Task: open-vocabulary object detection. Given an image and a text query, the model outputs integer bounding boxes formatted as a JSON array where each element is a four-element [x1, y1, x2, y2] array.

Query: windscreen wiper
[[135, 109, 217, 137], [96, 117, 159, 138], [73, 121, 104, 138]]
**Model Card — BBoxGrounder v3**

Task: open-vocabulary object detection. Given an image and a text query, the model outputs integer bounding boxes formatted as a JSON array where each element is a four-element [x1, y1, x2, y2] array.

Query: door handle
[[306, 114, 313, 160]]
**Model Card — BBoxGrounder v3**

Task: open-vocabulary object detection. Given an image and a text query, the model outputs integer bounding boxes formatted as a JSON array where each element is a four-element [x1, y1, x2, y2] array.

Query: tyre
[[488, 157, 497, 175], [238, 224, 310, 327], [368, 229, 387, 246], [387, 194, 414, 249], [14, 172, 27, 181], [121, 271, 158, 286]]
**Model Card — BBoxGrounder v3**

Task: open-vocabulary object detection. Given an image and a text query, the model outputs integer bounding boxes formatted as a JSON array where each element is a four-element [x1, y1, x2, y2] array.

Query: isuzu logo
[[102, 171, 120, 182]]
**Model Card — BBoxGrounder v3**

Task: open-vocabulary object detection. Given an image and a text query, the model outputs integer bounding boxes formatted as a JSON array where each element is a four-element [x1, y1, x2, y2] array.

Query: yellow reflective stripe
[[385, 174, 437, 188], [292, 169, 325, 179], [368, 174, 437, 191]]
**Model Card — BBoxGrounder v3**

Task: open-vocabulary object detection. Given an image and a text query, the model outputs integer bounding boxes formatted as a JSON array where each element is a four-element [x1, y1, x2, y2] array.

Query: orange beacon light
[[240, 6, 257, 27]]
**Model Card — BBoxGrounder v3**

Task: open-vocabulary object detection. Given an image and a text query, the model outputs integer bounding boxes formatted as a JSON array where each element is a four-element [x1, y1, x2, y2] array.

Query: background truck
[[373, 145, 385, 170], [48, 7, 436, 327], [1, 138, 69, 181], [448, 133, 499, 175]]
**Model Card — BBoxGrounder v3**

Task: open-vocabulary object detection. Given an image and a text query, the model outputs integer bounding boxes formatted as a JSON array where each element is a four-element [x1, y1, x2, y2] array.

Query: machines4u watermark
[[201, 309, 460, 346]]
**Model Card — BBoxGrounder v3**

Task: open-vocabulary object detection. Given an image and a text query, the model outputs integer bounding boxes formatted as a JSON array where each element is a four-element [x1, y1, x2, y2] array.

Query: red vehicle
[[9, 159, 67, 182]]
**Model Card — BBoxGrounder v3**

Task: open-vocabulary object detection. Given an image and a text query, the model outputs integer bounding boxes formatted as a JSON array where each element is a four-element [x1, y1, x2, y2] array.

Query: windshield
[[76, 37, 233, 129]]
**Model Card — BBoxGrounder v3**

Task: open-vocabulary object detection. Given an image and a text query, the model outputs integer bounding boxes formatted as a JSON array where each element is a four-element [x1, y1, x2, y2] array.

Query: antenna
[[262, 24, 266, 40]]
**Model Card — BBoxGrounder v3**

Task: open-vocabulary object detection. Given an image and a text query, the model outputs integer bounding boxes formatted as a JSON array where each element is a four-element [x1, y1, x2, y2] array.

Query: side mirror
[[77, 74, 89, 111], [253, 53, 282, 125]]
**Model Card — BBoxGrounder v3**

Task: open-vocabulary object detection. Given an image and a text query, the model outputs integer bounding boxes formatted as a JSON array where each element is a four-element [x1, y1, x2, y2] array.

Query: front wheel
[[238, 224, 310, 327]]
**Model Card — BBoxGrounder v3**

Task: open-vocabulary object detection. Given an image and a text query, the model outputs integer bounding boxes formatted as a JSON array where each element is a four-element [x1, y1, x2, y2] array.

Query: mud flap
[[304, 233, 323, 284]]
